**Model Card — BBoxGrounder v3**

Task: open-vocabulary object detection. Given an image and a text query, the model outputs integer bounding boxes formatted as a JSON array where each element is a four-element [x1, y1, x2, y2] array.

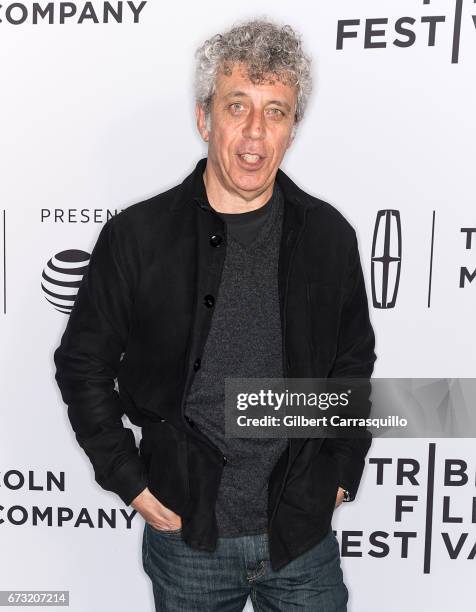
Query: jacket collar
[[170, 157, 314, 212]]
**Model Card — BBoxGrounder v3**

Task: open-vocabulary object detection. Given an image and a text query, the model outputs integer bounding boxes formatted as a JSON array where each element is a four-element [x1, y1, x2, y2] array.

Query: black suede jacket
[[53, 157, 376, 571]]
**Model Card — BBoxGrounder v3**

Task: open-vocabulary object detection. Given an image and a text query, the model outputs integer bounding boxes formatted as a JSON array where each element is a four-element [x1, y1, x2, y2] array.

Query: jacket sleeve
[[323, 229, 376, 501], [53, 216, 148, 506]]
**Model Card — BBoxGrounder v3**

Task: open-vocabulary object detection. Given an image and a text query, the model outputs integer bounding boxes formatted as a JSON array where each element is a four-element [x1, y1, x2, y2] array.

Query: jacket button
[[204, 294, 215, 308], [185, 415, 194, 426], [193, 358, 201, 371], [210, 234, 223, 247], [223, 455, 228, 465]]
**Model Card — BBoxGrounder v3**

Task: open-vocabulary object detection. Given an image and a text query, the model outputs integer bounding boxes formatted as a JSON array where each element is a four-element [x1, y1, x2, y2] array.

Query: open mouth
[[236, 153, 266, 167], [239, 153, 262, 163]]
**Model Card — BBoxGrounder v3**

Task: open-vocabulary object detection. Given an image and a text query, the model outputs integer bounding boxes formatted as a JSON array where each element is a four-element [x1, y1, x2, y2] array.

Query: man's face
[[196, 62, 297, 198]]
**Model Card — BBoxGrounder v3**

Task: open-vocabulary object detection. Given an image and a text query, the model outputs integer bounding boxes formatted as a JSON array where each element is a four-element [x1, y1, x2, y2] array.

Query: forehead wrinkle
[[223, 90, 248, 99]]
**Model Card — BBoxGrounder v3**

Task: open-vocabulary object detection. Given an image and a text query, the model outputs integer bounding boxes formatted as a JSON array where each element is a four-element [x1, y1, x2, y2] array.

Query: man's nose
[[242, 108, 266, 139]]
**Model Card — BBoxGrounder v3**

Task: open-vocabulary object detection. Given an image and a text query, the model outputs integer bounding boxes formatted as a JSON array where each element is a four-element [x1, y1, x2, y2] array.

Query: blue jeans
[[142, 523, 348, 611]]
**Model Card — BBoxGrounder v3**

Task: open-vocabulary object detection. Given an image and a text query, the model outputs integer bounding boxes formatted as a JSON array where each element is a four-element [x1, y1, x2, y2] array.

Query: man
[[54, 18, 376, 612]]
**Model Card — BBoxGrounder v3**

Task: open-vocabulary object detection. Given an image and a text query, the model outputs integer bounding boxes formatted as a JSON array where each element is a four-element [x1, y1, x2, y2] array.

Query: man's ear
[[195, 101, 209, 142]]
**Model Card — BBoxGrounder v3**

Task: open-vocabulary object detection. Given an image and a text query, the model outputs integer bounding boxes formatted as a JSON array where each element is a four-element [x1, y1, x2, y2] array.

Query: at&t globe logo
[[41, 250, 90, 314]]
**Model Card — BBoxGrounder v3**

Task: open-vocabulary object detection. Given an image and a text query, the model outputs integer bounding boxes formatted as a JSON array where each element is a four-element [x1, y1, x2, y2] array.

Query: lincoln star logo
[[371, 210, 402, 309]]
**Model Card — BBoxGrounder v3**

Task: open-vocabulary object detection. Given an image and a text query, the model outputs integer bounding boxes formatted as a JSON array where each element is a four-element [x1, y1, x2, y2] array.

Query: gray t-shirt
[[184, 181, 289, 537]]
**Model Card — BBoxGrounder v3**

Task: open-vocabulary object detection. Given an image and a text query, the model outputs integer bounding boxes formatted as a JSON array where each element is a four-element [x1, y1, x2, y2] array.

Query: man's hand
[[335, 486, 346, 509], [131, 487, 183, 531]]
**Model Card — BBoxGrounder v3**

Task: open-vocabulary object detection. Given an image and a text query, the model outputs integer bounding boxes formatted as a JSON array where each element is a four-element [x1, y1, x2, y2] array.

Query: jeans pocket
[[147, 522, 182, 536], [142, 523, 150, 575]]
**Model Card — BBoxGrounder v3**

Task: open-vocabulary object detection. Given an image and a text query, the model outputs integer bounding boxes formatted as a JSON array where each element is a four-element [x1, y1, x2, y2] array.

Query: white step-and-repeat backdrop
[[1, 1, 475, 610]]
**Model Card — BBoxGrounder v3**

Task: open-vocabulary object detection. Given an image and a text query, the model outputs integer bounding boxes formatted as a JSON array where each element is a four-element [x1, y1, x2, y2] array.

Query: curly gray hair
[[194, 18, 313, 135]]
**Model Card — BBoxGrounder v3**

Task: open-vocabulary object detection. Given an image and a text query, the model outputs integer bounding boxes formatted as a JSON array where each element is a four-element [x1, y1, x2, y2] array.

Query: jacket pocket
[[142, 420, 190, 516], [282, 447, 340, 517]]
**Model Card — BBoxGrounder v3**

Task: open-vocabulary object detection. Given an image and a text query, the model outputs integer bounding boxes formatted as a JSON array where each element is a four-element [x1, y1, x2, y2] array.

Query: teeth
[[241, 154, 260, 162]]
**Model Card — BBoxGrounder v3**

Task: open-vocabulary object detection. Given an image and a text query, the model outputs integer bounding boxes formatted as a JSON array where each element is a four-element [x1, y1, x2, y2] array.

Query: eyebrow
[[224, 90, 292, 112]]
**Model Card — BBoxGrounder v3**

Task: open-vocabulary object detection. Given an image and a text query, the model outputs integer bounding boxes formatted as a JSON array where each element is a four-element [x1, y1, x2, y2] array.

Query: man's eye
[[267, 108, 284, 117], [230, 103, 244, 112]]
